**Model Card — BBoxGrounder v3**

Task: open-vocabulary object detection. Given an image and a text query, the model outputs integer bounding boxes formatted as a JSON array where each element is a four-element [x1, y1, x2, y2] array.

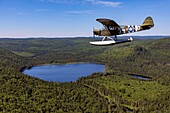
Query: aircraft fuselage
[[93, 16, 154, 37]]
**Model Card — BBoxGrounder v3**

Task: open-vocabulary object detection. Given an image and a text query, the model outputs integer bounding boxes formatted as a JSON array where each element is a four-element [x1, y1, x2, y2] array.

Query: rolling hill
[[0, 37, 169, 112]]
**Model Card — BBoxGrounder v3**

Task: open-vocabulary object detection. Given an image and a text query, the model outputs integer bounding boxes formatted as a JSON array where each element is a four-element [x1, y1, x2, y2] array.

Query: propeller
[[93, 27, 95, 39]]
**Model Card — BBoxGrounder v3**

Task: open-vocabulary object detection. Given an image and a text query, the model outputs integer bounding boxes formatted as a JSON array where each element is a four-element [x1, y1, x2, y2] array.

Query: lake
[[23, 63, 105, 82], [129, 74, 151, 80]]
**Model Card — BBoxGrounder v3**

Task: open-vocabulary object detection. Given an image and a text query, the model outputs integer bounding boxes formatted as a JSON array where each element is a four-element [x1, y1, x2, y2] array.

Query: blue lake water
[[23, 63, 105, 82]]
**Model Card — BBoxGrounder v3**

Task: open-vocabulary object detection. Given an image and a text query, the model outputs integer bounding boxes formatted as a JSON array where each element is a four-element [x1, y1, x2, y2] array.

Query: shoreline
[[20, 61, 104, 72]]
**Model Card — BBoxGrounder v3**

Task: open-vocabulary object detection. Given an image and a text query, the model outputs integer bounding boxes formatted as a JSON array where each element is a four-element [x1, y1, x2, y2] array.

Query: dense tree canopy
[[0, 37, 170, 112]]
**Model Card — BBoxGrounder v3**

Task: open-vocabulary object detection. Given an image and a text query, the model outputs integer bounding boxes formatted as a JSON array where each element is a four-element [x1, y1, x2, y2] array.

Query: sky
[[0, 0, 170, 38]]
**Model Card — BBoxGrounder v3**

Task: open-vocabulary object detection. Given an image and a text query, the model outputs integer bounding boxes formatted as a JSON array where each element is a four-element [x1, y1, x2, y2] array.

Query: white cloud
[[17, 12, 30, 15], [66, 10, 94, 14], [38, 0, 123, 7], [97, 1, 122, 7], [34, 8, 48, 12], [87, 0, 122, 7], [38, 0, 80, 4]]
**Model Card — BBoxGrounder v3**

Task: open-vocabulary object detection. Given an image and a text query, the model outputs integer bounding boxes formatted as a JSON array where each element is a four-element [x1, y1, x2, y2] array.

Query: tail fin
[[142, 16, 154, 29]]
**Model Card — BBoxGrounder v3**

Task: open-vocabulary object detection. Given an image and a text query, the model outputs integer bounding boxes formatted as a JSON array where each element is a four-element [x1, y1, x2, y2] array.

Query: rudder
[[142, 16, 154, 28]]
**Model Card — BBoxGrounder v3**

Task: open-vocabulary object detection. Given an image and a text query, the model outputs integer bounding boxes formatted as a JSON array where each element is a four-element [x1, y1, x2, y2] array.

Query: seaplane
[[90, 16, 154, 46]]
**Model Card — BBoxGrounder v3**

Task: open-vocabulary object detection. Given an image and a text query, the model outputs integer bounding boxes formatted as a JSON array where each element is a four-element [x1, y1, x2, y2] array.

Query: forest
[[0, 37, 170, 112]]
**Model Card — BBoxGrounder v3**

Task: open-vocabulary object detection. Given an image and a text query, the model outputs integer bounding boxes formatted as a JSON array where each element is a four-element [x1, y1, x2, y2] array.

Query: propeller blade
[[93, 27, 95, 39]]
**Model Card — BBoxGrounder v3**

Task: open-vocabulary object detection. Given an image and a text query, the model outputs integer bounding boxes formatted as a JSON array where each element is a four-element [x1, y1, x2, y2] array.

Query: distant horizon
[[0, 35, 169, 39]]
